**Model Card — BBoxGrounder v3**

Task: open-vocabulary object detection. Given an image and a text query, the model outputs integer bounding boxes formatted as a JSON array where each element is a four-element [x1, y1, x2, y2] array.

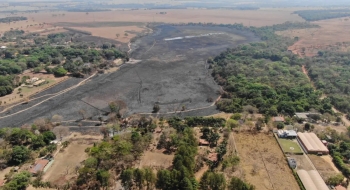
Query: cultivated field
[[276, 17, 350, 56], [20, 8, 304, 27], [234, 132, 299, 190], [43, 133, 102, 186]]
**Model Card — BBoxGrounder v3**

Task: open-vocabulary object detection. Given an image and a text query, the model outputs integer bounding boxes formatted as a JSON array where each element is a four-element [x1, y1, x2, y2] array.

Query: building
[[33, 79, 46, 87], [287, 157, 297, 169], [297, 132, 329, 154], [278, 130, 297, 138], [199, 139, 209, 146], [30, 159, 50, 175], [335, 185, 347, 190], [297, 170, 328, 190], [0, 46, 6, 49], [272, 116, 285, 123], [207, 152, 218, 162]]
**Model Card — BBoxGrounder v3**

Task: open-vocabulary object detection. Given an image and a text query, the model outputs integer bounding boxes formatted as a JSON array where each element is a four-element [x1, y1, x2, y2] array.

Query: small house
[[334, 185, 347, 190], [277, 130, 297, 138], [287, 158, 297, 169], [199, 139, 209, 146], [207, 152, 218, 162], [0, 46, 6, 49], [272, 116, 285, 123], [30, 159, 50, 175]]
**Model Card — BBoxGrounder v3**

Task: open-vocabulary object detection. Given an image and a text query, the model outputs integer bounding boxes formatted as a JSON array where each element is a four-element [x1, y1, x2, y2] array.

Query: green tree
[[277, 122, 284, 129], [42, 131, 56, 144], [53, 66, 67, 77], [228, 177, 255, 190], [144, 168, 156, 190], [3, 171, 31, 190], [121, 169, 134, 190], [199, 171, 226, 190], [326, 174, 344, 186], [96, 170, 110, 188], [227, 119, 239, 129], [9, 146, 30, 165]]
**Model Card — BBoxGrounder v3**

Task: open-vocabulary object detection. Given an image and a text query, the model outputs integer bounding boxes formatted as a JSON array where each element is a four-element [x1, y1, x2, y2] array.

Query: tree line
[[294, 9, 350, 21]]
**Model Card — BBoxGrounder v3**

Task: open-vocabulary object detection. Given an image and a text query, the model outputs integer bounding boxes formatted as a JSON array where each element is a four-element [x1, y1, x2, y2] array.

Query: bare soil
[[23, 9, 304, 27], [234, 132, 299, 190], [309, 155, 339, 181], [276, 18, 350, 57], [43, 133, 102, 186]]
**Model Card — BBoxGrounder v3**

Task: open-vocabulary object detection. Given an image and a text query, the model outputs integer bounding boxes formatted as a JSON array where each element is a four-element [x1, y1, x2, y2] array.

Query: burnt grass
[[0, 25, 259, 127]]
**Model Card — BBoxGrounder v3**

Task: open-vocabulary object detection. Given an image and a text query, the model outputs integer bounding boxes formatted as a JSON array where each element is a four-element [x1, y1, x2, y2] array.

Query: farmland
[[234, 132, 299, 190], [276, 17, 350, 56], [43, 133, 102, 186], [21, 9, 304, 27]]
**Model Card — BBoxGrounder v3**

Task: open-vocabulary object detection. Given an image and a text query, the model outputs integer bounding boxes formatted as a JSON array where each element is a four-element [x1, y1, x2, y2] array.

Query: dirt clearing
[[43, 133, 102, 186], [309, 155, 339, 181], [276, 18, 350, 56], [234, 132, 299, 190], [69, 26, 146, 43]]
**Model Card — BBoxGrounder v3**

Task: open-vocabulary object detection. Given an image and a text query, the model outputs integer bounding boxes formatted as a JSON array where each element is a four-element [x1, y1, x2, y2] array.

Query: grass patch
[[278, 139, 303, 154]]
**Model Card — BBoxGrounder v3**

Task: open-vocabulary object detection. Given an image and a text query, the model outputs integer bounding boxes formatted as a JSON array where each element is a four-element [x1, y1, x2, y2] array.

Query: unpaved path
[[0, 73, 96, 120]]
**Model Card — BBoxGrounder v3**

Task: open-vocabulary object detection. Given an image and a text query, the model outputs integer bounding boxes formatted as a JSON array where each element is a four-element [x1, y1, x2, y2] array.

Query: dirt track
[[0, 25, 259, 127]]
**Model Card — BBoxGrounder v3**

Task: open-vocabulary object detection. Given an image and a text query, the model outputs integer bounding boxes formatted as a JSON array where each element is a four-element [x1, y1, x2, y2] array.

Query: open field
[[20, 9, 304, 27], [234, 132, 299, 190], [309, 155, 339, 181], [69, 26, 147, 43], [278, 138, 303, 154], [276, 17, 350, 56], [43, 132, 102, 186], [0, 24, 259, 127]]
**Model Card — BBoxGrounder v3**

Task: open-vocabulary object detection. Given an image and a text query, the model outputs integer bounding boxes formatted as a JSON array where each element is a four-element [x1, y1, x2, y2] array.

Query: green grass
[[278, 139, 303, 154]]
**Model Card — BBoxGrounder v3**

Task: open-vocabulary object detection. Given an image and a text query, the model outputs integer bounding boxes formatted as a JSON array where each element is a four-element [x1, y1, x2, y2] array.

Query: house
[[0, 46, 6, 49], [25, 77, 39, 84], [29, 159, 50, 175], [272, 116, 285, 123], [33, 79, 46, 87], [278, 130, 297, 138], [207, 152, 218, 162], [287, 157, 297, 169], [199, 139, 209, 146]]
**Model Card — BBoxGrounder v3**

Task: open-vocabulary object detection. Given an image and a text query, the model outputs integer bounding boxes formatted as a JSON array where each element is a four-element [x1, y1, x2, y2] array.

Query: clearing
[[0, 72, 68, 108], [276, 17, 350, 56], [309, 155, 340, 181], [234, 132, 299, 190], [43, 132, 102, 186], [278, 138, 303, 154]]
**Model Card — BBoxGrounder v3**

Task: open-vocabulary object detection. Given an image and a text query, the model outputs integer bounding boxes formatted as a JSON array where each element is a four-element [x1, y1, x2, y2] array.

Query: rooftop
[[272, 116, 285, 122], [335, 185, 347, 190], [30, 159, 49, 174]]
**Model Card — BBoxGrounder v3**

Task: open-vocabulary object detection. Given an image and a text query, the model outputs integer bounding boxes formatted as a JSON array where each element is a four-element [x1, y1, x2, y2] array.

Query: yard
[[234, 132, 299, 190], [278, 138, 303, 154], [43, 133, 102, 186]]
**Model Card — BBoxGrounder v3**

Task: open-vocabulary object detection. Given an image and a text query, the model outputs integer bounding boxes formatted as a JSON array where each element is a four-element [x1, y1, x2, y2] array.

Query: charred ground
[[0, 25, 259, 127]]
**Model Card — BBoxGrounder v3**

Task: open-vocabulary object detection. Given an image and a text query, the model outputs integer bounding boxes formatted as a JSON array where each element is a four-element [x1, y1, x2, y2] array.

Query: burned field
[[0, 25, 259, 127]]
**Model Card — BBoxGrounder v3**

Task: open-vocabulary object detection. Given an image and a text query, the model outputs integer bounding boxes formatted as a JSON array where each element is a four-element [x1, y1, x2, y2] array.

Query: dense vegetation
[[306, 51, 350, 115], [0, 16, 27, 23], [0, 32, 126, 97], [328, 140, 350, 177], [0, 126, 57, 166], [294, 9, 350, 21], [211, 22, 331, 116]]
